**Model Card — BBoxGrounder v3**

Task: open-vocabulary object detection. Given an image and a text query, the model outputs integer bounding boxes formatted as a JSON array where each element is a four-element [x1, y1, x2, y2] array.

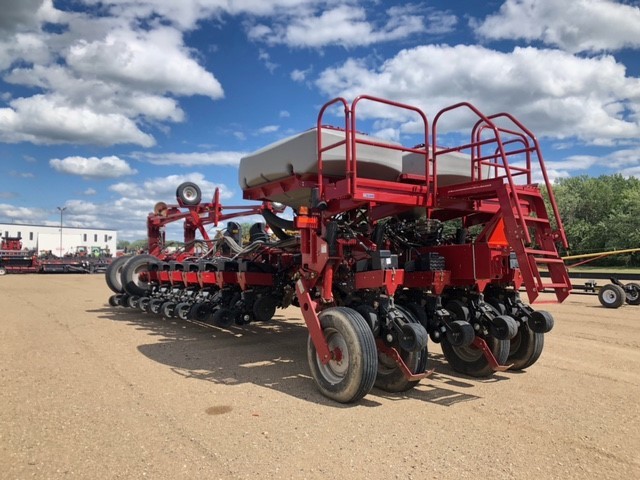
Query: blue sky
[[1, 0, 639, 241]]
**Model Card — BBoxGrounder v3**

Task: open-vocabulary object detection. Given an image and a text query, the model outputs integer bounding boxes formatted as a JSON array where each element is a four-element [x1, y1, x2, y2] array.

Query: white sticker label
[[320, 244, 327, 254]]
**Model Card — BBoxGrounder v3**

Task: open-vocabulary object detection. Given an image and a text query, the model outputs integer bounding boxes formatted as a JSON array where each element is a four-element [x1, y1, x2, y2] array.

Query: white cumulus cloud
[[49, 156, 138, 179], [474, 0, 640, 53]]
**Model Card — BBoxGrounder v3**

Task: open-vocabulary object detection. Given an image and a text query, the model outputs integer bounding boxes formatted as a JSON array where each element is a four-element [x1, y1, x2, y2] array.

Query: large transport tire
[[625, 283, 640, 305], [105, 255, 131, 294], [441, 335, 510, 378], [375, 306, 428, 393], [121, 254, 157, 297], [508, 325, 544, 370], [307, 307, 378, 403], [598, 284, 626, 309], [176, 182, 202, 206]]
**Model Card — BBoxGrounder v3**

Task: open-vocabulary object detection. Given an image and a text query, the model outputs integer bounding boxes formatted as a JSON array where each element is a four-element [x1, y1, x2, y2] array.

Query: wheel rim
[[602, 289, 618, 304], [132, 264, 149, 289], [182, 186, 198, 202], [315, 328, 349, 384]]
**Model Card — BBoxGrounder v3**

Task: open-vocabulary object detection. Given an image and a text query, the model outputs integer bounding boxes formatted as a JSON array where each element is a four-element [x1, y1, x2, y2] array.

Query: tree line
[[545, 174, 640, 266]]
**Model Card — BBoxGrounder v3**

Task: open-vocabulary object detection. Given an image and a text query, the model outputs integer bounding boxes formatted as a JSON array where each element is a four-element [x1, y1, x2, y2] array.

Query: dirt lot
[[1, 274, 639, 479]]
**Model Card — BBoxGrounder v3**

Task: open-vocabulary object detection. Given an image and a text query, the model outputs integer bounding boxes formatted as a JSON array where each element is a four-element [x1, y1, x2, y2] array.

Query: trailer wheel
[[441, 335, 509, 377], [105, 256, 131, 293], [375, 306, 428, 393], [176, 182, 202, 206], [625, 283, 640, 305], [307, 307, 377, 403], [598, 284, 626, 309], [508, 325, 544, 370], [121, 254, 157, 297]]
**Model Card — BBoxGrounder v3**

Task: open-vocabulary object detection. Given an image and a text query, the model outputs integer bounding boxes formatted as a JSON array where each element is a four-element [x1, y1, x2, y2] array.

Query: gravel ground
[[1, 274, 639, 479]]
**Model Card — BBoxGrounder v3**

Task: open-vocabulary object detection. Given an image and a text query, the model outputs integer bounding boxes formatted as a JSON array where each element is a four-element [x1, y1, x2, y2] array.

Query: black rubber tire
[[446, 299, 470, 321], [176, 182, 202, 206], [126, 295, 140, 309], [149, 298, 164, 315], [138, 297, 151, 312], [508, 325, 544, 370], [489, 315, 519, 340], [598, 284, 626, 309], [529, 310, 555, 333], [121, 254, 157, 297], [188, 302, 210, 321], [441, 335, 510, 377], [307, 307, 378, 403], [0, 265, 7, 276], [211, 308, 235, 328], [161, 301, 176, 318], [445, 320, 475, 347], [105, 255, 131, 294], [252, 295, 278, 322], [375, 306, 428, 393], [174, 302, 191, 320], [108, 294, 119, 307], [625, 283, 640, 305]]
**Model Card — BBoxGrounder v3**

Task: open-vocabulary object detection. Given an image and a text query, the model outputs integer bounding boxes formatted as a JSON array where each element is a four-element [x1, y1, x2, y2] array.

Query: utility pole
[[57, 206, 66, 257]]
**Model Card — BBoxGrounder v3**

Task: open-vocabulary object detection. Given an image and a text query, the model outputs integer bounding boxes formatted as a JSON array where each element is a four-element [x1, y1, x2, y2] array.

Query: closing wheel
[[489, 315, 519, 340], [625, 283, 640, 305], [375, 306, 427, 393], [529, 310, 554, 333], [445, 320, 475, 347], [188, 302, 210, 321], [174, 302, 192, 320], [598, 284, 626, 309], [138, 297, 151, 312], [211, 308, 235, 328], [161, 301, 176, 318], [0, 265, 7, 275], [307, 307, 378, 403], [149, 298, 164, 315], [176, 182, 202, 206], [121, 254, 157, 297], [108, 294, 119, 307], [252, 295, 278, 322], [508, 325, 544, 370], [105, 255, 131, 293], [126, 295, 140, 309], [441, 335, 510, 377]]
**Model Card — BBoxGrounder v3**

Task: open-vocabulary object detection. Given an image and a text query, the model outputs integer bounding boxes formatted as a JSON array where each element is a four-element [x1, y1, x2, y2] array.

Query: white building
[[0, 223, 117, 257]]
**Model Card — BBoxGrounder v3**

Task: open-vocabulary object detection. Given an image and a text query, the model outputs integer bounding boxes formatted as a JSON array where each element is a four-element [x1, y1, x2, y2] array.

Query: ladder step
[[542, 283, 571, 289], [533, 257, 565, 264], [520, 215, 549, 224], [525, 248, 557, 256]]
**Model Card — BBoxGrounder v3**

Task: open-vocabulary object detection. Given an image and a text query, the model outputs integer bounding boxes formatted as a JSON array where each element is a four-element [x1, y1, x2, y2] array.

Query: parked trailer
[[106, 95, 571, 403]]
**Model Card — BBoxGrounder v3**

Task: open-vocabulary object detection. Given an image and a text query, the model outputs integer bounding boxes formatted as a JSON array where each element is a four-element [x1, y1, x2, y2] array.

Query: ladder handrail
[[486, 112, 568, 249], [432, 102, 531, 244], [316, 97, 350, 203], [351, 95, 430, 198]]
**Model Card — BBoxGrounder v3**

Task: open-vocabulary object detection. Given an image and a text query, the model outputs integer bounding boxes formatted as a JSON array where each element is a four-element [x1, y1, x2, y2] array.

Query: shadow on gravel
[[90, 305, 487, 407]]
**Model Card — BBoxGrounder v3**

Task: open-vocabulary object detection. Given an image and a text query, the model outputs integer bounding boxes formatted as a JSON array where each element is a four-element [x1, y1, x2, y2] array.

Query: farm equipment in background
[[598, 278, 640, 308], [0, 235, 112, 275], [105, 94, 571, 403]]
